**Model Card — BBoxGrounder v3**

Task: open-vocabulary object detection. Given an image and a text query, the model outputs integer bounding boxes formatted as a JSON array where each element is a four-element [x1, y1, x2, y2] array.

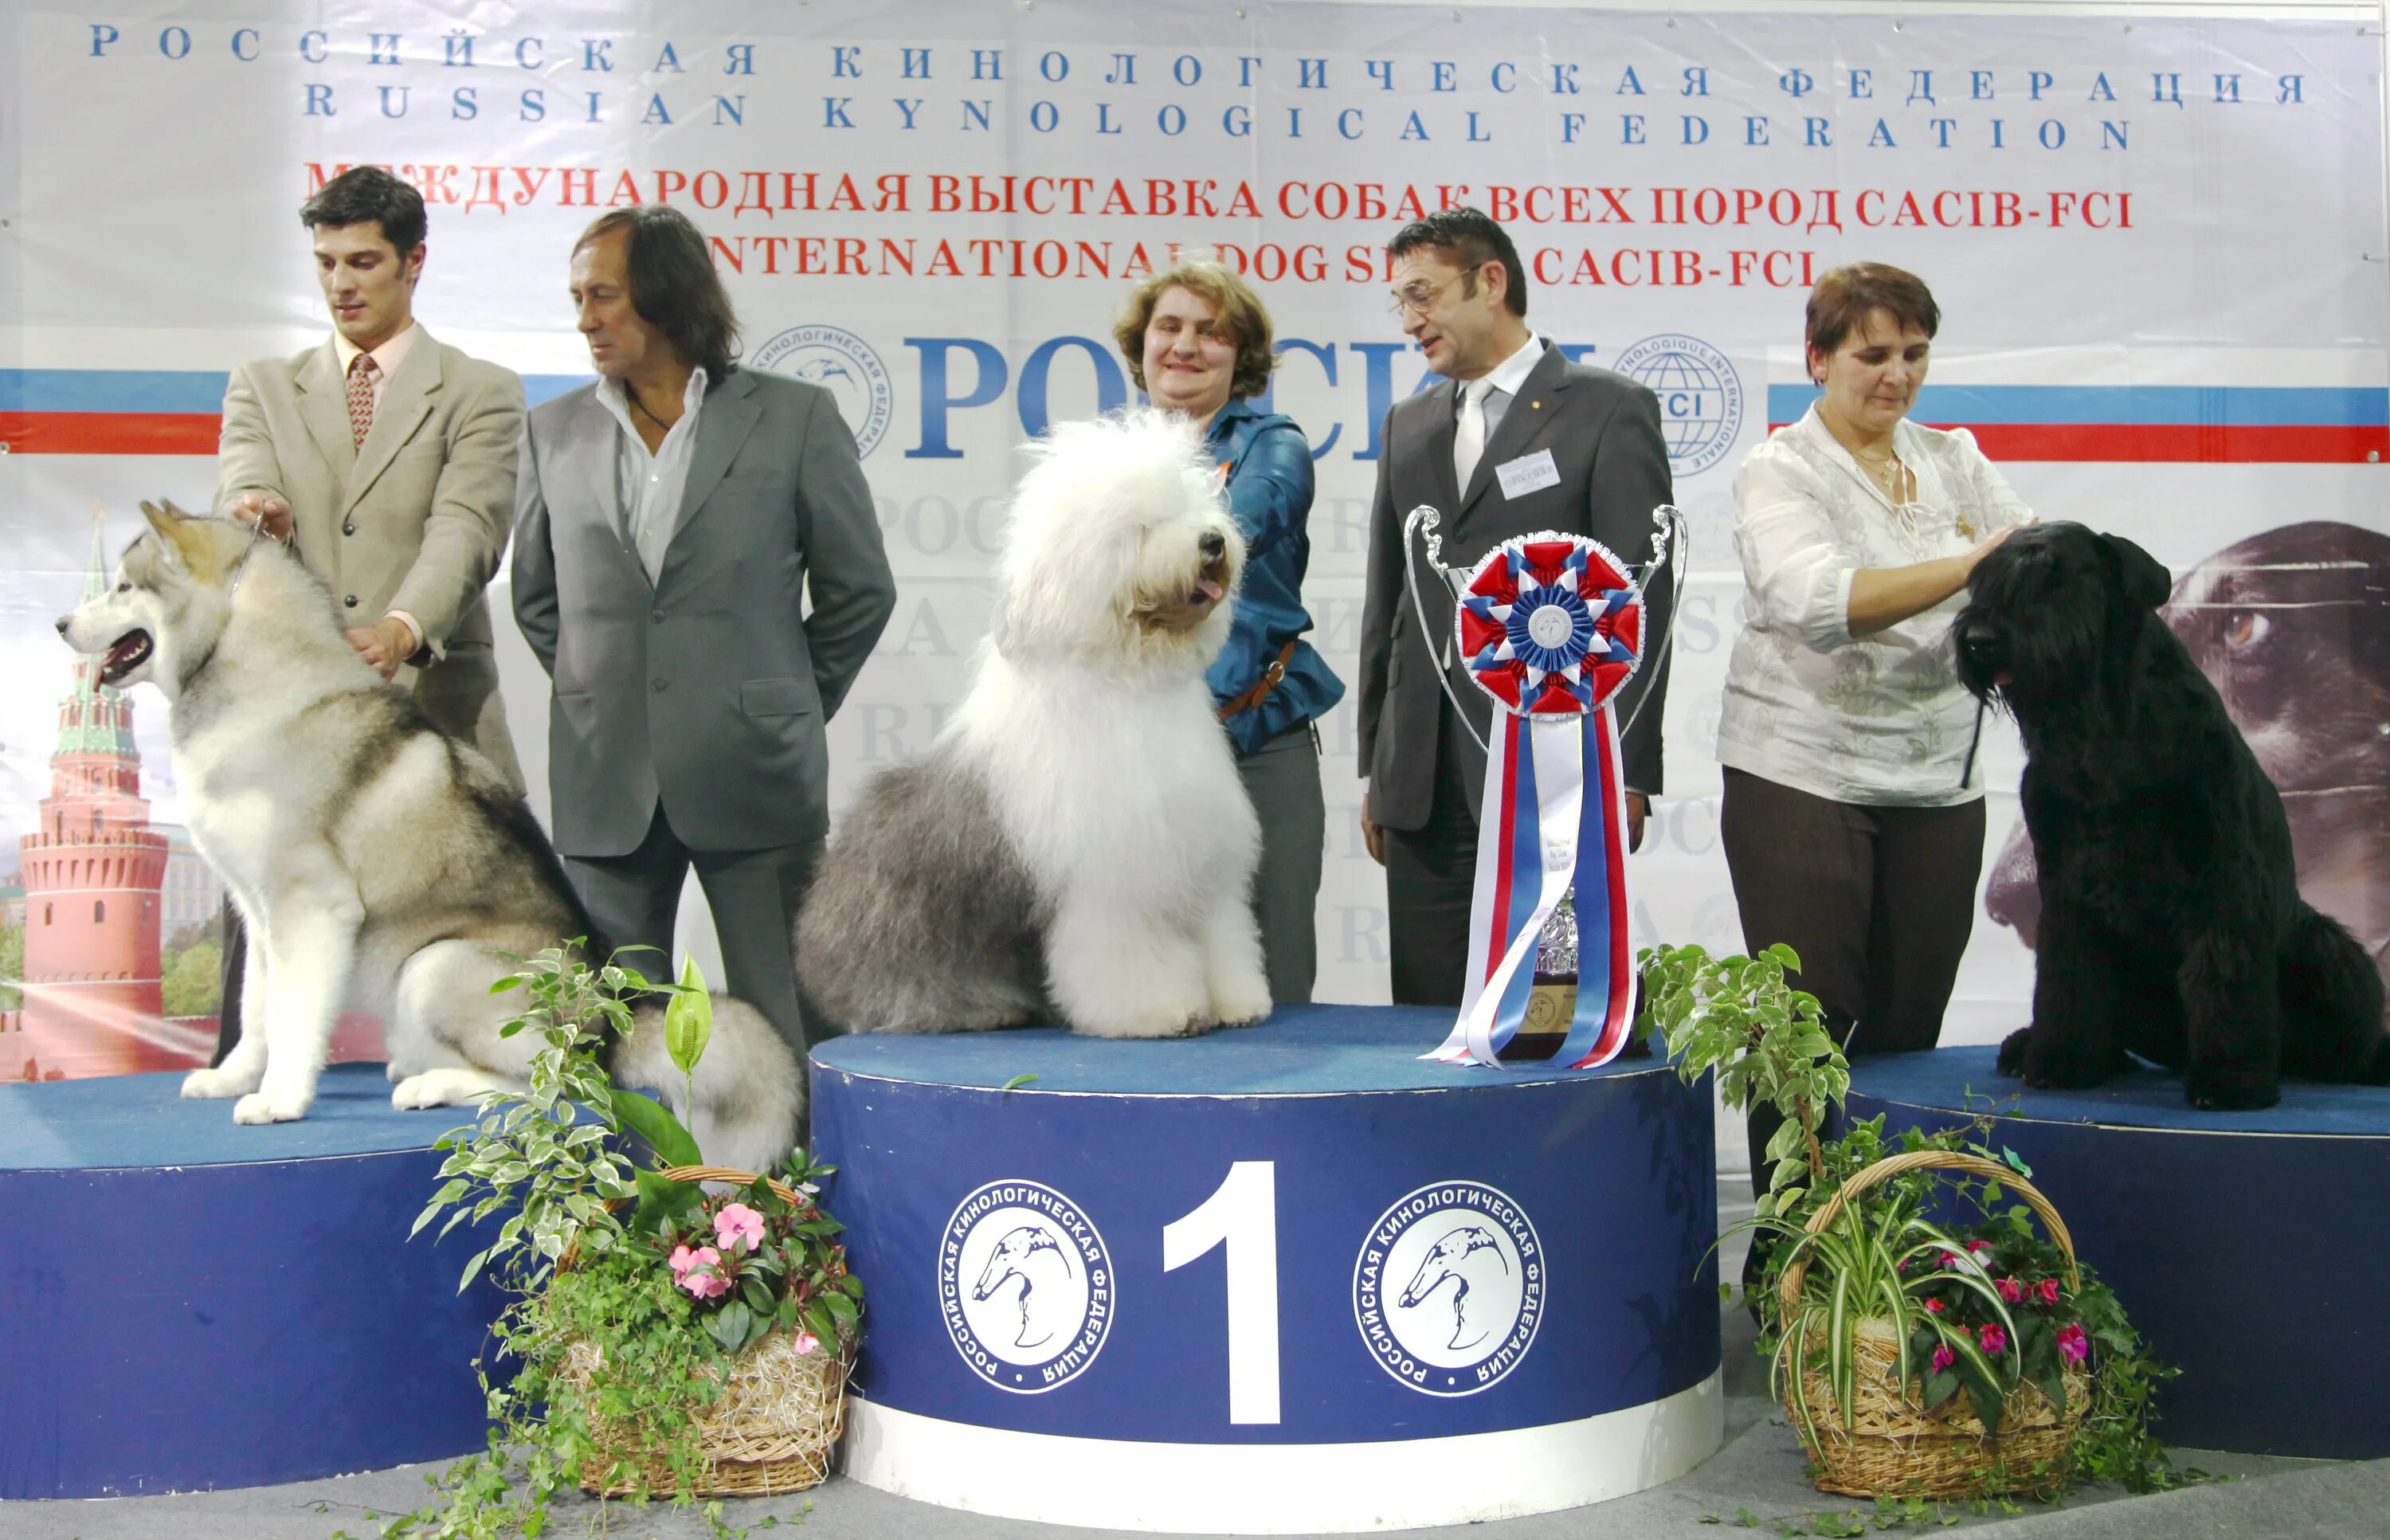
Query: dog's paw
[[232, 1088, 311, 1125], [2184, 1065, 2279, 1112], [1209, 977, 1272, 1029], [390, 1075, 445, 1111], [1995, 1028, 2032, 1078], [1070, 1007, 1213, 1039], [182, 1066, 258, 1099]]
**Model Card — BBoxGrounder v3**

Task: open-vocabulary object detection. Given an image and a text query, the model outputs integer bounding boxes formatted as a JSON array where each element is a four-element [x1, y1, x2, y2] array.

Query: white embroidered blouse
[[1715, 404, 2035, 807]]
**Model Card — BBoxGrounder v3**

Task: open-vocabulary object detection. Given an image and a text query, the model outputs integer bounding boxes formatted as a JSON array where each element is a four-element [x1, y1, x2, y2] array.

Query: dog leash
[[1959, 699, 1987, 791], [225, 513, 268, 600]]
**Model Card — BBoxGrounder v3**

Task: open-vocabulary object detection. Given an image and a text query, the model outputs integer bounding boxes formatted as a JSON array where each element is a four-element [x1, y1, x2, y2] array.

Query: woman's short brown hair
[[1114, 257, 1278, 401], [1804, 263, 1941, 365]]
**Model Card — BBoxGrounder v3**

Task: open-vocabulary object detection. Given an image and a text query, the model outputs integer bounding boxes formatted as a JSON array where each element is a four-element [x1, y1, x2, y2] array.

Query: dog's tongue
[[1197, 578, 1225, 603]]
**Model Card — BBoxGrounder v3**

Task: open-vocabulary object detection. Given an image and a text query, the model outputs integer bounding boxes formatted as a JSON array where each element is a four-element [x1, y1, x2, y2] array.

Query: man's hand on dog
[[347, 617, 413, 680], [226, 490, 294, 544]]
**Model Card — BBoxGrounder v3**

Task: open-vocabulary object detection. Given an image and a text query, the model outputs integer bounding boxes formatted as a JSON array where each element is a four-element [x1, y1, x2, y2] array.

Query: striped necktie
[[346, 354, 378, 449]]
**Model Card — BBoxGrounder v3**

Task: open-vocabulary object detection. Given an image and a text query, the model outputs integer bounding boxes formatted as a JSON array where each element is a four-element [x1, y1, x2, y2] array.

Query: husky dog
[[797, 409, 1271, 1038], [57, 503, 802, 1170]]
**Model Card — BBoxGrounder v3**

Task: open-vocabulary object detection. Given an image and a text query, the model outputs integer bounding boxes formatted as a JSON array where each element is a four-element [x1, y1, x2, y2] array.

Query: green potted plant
[[382, 946, 860, 1537], [1641, 941, 2173, 1501]]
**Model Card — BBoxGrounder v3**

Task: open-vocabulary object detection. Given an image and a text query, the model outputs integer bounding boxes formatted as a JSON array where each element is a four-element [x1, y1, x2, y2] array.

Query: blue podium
[[1847, 1048, 2390, 1460], [0, 1064, 505, 1499], [810, 1004, 1723, 1533]]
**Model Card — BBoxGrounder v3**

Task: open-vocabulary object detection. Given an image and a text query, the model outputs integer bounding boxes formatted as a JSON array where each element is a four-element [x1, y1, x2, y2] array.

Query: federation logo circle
[[1354, 1180, 1546, 1397], [939, 1179, 1115, 1394], [1613, 333, 1745, 476], [753, 323, 895, 458], [1455, 533, 1645, 717]]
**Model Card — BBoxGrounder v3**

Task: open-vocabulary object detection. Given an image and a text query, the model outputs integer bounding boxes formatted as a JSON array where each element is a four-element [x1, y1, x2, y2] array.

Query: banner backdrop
[[4, 3, 2387, 1125]]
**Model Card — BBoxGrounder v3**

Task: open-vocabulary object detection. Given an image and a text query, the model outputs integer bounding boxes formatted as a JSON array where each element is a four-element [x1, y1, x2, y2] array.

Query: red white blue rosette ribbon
[[1426, 534, 1645, 1071]]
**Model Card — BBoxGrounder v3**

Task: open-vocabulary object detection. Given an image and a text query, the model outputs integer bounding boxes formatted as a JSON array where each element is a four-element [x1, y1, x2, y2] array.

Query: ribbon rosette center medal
[[1428, 534, 1645, 1070]]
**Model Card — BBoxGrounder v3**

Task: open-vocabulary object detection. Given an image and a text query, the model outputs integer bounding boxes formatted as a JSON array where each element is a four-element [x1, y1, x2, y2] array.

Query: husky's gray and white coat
[[58, 504, 802, 1171], [797, 409, 1271, 1038]]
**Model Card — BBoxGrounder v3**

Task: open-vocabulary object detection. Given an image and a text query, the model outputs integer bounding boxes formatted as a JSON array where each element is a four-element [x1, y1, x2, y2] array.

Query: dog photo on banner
[[1405, 503, 1686, 1071]]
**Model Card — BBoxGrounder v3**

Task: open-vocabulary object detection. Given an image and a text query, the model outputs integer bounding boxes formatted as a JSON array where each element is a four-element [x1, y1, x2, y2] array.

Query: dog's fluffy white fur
[[797, 409, 1270, 1038]]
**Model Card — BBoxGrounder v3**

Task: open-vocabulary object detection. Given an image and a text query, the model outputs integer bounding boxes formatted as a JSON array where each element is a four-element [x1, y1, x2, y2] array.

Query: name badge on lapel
[[1495, 449, 1562, 500]]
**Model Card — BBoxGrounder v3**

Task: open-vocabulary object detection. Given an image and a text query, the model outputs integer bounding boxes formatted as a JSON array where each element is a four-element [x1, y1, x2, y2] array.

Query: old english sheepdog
[[796, 409, 1271, 1038]]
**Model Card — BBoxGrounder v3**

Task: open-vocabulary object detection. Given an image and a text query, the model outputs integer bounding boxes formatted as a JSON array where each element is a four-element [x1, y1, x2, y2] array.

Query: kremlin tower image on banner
[[0, 520, 221, 1081]]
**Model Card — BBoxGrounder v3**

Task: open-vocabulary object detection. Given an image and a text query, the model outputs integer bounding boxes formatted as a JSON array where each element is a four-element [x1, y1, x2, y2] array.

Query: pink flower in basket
[[1966, 1239, 1994, 1253], [1997, 1277, 2027, 1304], [1939, 1250, 1962, 1270], [793, 1330, 822, 1357], [2038, 1278, 2063, 1307], [1923, 1298, 1945, 1313], [714, 1203, 767, 1254], [1978, 1323, 2008, 1356], [1930, 1343, 1956, 1373], [2057, 1323, 2090, 1365], [669, 1244, 730, 1300]]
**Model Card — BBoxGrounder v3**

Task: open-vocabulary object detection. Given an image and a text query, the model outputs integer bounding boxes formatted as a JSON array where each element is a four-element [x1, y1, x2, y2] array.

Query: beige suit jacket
[[214, 327, 525, 786]]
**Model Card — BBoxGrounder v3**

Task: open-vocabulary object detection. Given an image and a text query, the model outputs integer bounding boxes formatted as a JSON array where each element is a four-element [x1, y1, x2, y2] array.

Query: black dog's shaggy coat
[[1955, 522, 2390, 1110]]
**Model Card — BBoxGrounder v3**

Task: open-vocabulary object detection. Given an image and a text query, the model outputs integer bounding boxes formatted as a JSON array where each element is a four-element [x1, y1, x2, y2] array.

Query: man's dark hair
[[299, 167, 428, 257], [1385, 207, 1528, 318], [574, 206, 742, 378]]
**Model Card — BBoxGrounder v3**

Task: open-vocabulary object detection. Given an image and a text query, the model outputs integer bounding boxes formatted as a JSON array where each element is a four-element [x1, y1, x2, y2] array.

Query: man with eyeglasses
[[1355, 207, 1675, 1007]]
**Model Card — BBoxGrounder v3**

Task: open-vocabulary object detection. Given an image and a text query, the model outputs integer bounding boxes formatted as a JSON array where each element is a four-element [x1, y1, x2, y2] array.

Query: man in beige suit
[[210, 165, 526, 1059], [215, 164, 523, 781]]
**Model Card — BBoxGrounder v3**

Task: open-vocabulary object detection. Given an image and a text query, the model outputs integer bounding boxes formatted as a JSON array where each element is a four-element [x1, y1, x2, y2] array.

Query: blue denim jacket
[[1204, 398, 1346, 754]]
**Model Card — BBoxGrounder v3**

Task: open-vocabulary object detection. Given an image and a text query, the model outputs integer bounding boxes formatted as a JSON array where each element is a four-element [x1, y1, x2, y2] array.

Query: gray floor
[[6, 1189, 2383, 1540]]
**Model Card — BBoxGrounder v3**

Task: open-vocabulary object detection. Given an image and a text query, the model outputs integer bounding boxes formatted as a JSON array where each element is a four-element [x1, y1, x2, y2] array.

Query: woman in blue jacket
[[1115, 258, 1345, 1003]]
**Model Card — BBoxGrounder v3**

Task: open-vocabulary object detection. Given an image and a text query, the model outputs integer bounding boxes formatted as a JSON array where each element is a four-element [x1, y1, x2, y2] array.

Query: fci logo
[[1615, 334, 1744, 477]]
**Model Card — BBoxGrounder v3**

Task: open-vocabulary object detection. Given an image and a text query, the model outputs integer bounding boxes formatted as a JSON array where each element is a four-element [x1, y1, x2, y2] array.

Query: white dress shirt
[[597, 366, 711, 583], [1715, 404, 2034, 806]]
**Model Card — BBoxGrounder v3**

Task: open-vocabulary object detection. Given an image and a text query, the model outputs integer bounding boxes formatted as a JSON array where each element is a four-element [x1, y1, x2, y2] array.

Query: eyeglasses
[[1388, 271, 1471, 318]]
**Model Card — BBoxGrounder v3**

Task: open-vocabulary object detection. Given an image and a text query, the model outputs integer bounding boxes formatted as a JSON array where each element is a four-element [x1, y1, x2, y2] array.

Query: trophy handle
[[1400, 504, 1691, 750], [1401, 507, 1491, 755], [1615, 504, 1689, 741]]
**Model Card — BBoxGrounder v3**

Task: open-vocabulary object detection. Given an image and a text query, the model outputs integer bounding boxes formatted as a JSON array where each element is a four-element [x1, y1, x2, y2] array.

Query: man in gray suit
[[1356, 208, 1675, 1006], [513, 206, 896, 1057]]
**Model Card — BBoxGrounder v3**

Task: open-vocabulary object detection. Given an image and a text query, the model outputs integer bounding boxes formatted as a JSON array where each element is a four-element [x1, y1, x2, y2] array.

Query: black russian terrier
[[1955, 522, 2390, 1111]]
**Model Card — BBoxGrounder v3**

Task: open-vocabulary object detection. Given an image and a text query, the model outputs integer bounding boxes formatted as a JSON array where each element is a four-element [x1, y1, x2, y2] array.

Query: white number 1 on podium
[[1162, 1161, 1281, 1424]]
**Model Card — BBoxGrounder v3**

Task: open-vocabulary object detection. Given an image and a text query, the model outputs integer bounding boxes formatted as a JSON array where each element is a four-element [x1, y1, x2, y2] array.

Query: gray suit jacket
[[1357, 342, 1676, 831], [214, 328, 525, 785], [512, 368, 896, 857]]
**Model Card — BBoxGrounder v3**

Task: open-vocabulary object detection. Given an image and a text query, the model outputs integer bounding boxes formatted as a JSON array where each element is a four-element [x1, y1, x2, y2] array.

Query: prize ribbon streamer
[[1425, 535, 1644, 1070]]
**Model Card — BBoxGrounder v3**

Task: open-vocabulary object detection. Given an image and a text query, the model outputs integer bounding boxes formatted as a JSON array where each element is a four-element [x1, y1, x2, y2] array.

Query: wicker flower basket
[[1776, 1150, 2091, 1501], [557, 1164, 855, 1499]]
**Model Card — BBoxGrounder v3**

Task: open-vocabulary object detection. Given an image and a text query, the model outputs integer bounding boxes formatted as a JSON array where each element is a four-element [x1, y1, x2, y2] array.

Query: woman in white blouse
[[1718, 264, 2032, 1205]]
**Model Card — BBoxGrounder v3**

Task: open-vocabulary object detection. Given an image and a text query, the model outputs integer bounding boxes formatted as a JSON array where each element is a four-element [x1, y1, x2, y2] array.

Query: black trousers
[[1719, 767, 1985, 1216], [1382, 703, 1483, 1007], [561, 803, 820, 1064], [212, 899, 246, 1067], [1237, 722, 1326, 1007]]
